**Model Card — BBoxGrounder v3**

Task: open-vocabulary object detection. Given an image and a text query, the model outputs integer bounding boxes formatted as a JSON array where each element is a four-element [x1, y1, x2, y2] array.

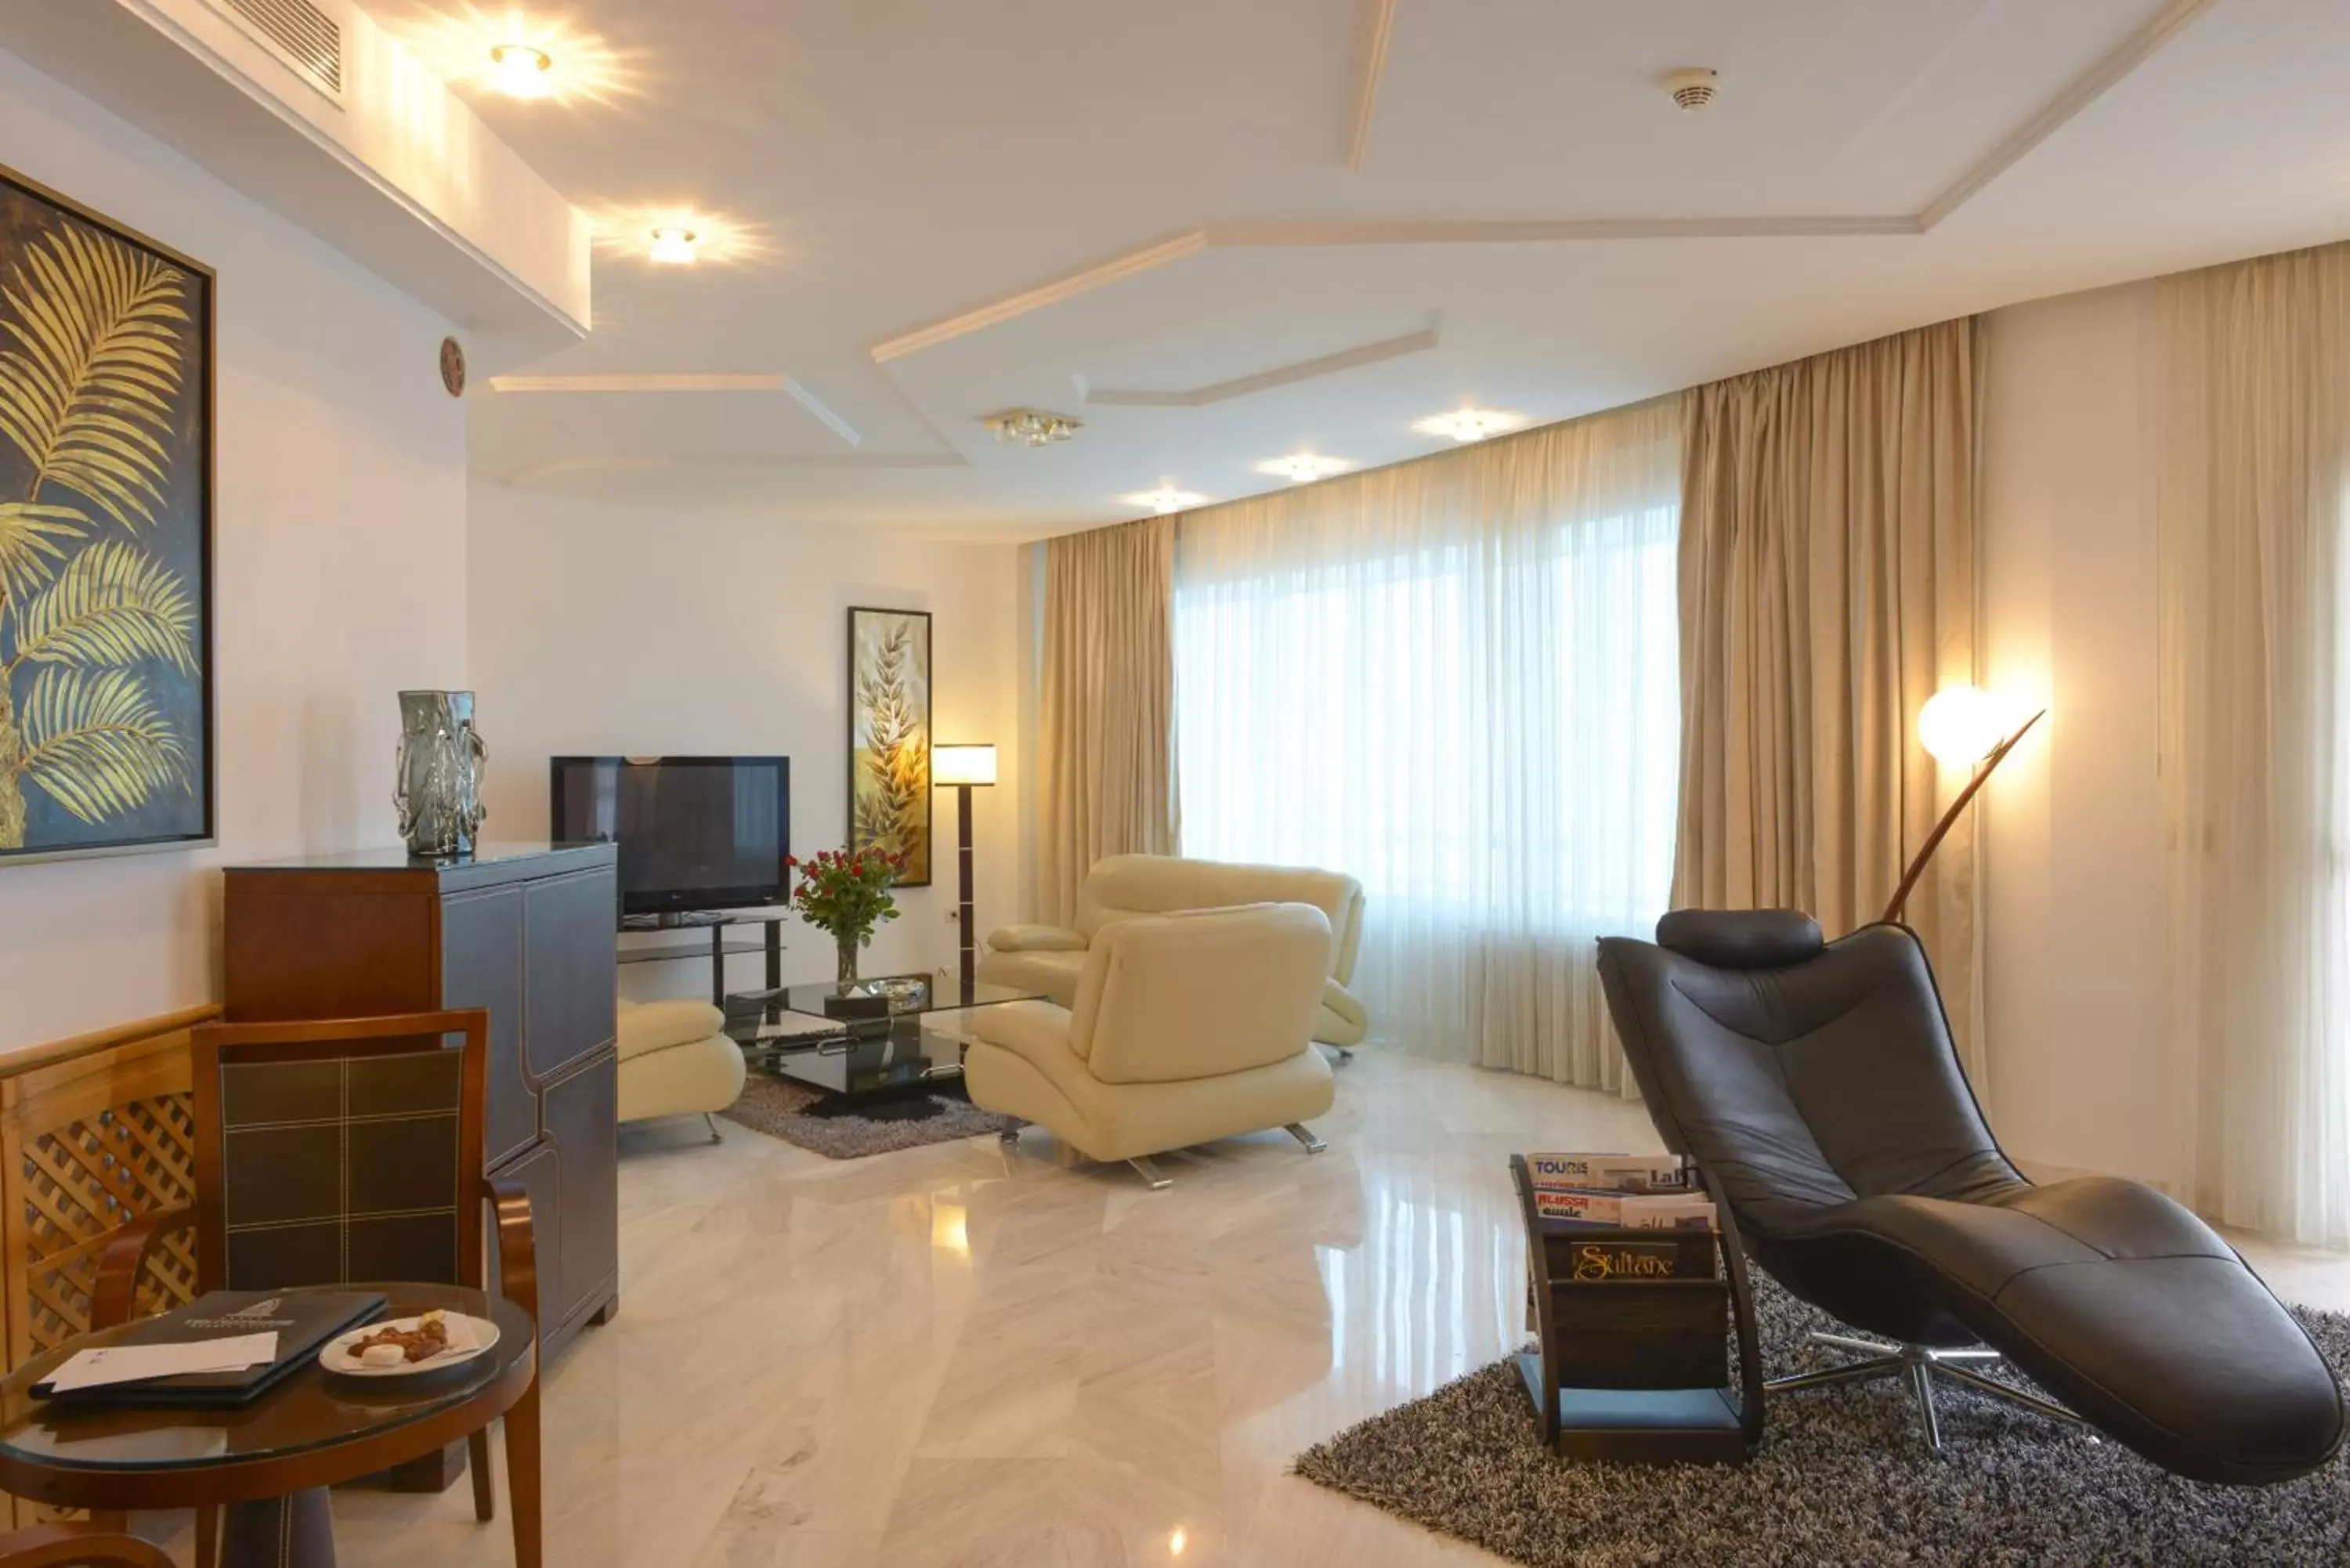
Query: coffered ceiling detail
[[383, 0, 2350, 533], [866, 0, 2217, 367], [1077, 323, 1440, 409]]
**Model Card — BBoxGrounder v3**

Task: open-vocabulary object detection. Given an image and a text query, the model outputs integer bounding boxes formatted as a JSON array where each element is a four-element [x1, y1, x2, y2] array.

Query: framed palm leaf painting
[[847, 607, 931, 886], [0, 163, 215, 866]]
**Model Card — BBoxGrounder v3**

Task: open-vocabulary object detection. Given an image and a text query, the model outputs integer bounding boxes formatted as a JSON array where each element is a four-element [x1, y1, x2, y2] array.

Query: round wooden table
[[0, 1284, 535, 1568]]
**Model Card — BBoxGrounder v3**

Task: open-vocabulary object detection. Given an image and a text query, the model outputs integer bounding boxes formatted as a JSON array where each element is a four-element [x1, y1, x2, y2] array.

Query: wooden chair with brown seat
[[90, 1010, 541, 1568], [0, 1525, 173, 1567]]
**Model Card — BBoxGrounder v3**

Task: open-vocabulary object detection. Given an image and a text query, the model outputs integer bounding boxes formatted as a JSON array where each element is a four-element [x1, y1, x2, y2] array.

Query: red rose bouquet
[[786, 847, 905, 983]]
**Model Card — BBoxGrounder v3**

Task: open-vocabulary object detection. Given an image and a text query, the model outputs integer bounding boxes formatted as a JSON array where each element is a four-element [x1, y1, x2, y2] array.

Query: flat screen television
[[549, 756, 790, 917]]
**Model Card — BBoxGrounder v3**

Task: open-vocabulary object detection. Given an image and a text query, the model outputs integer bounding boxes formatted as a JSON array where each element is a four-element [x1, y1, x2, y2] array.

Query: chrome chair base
[[703, 1112, 725, 1145], [1284, 1122, 1327, 1154], [1765, 1331, 2088, 1454], [1126, 1155, 1173, 1190]]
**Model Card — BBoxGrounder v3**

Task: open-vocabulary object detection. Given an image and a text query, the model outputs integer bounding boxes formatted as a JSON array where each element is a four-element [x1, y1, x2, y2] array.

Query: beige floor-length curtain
[[1673, 317, 1983, 1071], [2158, 242, 2350, 1248], [1173, 398, 1684, 1090], [1036, 515, 1179, 924]]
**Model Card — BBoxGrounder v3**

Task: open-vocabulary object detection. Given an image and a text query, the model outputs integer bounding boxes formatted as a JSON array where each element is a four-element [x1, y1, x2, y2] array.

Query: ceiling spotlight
[[1413, 407, 1528, 443], [1123, 482, 1207, 515], [987, 409, 1082, 446], [488, 42, 553, 99], [593, 208, 762, 267], [1256, 452, 1350, 485]]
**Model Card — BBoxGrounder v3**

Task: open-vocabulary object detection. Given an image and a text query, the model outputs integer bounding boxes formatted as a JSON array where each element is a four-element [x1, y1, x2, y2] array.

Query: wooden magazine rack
[[1510, 1154, 1764, 1463]]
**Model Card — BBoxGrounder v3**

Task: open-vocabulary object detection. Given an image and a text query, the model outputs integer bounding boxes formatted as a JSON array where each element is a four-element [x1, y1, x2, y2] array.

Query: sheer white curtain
[[1173, 398, 1682, 1088], [2159, 242, 2350, 1247]]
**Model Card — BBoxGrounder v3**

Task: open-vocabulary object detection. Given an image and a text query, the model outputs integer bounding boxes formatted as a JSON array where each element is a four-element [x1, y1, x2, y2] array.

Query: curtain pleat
[[1672, 317, 1983, 1078], [1036, 516, 1179, 926], [2157, 241, 2350, 1247], [1171, 399, 1684, 1090]]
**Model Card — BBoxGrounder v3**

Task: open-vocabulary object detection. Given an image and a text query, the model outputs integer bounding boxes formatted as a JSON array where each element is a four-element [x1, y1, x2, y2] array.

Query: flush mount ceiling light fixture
[[1256, 452, 1350, 484], [1412, 407, 1529, 443], [487, 42, 552, 98], [1122, 481, 1208, 515], [393, 7, 634, 106], [987, 409, 1082, 446], [591, 207, 766, 268]]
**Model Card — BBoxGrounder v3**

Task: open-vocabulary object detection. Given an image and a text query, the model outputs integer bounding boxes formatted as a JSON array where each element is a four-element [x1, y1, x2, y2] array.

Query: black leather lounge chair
[[1595, 909, 2345, 1483]]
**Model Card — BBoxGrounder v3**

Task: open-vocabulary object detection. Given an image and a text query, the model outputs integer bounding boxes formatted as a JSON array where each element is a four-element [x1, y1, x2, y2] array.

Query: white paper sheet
[[44, 1331, 279, 1393]]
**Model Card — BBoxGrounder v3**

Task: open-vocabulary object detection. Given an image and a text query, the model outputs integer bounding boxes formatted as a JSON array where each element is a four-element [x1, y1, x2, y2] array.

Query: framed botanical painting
[[846, 606, 931, 886], [0, 162, 215, 866]]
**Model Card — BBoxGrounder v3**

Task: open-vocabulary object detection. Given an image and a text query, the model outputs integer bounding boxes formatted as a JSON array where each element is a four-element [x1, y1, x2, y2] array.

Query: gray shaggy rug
[[1294, 1273, 2350, 1567], [721, 1071, 1016, 1159]]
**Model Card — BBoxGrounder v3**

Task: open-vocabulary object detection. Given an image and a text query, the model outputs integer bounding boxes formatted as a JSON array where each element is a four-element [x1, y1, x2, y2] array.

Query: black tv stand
[[616, 908, 788, 1006]]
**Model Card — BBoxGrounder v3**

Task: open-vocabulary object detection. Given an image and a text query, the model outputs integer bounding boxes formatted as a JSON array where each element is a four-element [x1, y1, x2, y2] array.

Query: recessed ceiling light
[[394, 10, 631, 106], [591, 207, 766, 267], [1413, 407, 1528, 443], [648, 226, 699, 265], [1122, 482, 1207, 515], [1256, 452, 1350, 484], [487, 42, 553, 98]]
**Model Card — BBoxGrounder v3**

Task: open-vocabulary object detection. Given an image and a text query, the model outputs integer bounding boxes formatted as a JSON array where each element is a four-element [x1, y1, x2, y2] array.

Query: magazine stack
[[1509, 1151, 1758, 1464]]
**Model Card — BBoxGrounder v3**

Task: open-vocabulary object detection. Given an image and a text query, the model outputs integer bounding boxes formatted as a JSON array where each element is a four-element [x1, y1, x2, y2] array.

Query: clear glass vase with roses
[[786, 847, 905, 985]]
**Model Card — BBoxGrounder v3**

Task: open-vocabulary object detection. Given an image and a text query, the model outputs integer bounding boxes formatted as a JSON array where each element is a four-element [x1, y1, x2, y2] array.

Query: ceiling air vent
[[202, 0, 345, 101]]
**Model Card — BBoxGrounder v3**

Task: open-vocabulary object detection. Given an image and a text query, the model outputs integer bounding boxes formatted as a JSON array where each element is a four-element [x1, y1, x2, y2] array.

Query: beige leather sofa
[[966, 902, 1336, 1187], [617, 999, 746, 1142], [978, 854, 1369, 1046]]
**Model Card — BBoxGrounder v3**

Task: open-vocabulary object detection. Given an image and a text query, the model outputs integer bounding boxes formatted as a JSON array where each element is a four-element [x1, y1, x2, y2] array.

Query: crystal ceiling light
[[591, 208, 765, 267], [1412, 407, 1528, 443], [1255, 452, 1350, 484], [648, 226, 699, 265], [986, 410, 1083, 446], [1122, 482, 1208, 515], [488, 42, 553, 98]]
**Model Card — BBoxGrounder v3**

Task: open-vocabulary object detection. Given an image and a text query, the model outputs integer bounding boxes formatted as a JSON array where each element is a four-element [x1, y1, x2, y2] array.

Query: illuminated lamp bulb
[[488, 43, 553, 99]]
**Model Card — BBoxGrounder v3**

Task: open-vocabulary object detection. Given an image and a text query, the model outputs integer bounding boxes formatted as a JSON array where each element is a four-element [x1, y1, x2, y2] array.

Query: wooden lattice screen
[[0, 1005, 214, 1526]]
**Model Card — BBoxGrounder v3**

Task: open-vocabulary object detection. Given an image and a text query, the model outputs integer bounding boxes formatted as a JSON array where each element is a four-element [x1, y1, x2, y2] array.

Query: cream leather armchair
[[966, 903, 1336, 1187], [978, 854, 1370, 1047], [617, 999, 746, 1142]]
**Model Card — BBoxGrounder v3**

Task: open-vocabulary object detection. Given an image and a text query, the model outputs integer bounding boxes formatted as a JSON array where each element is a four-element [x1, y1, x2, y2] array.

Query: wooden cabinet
[[222, 843, 620, 1357]]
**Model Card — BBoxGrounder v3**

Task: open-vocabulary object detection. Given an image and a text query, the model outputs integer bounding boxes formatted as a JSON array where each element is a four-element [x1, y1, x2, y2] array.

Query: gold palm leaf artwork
[[848, 610, 931, 883], [0, 207, 200, 851]]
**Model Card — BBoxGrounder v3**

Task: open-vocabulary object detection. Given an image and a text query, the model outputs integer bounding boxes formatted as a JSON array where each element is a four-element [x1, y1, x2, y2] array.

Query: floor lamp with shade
[[933, 744, 996, 990], [1884, 687, 2045, 925]]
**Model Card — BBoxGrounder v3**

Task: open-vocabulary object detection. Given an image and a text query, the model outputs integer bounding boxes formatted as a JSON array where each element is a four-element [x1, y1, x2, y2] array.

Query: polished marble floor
[[291, 1050, 2345, 1568]]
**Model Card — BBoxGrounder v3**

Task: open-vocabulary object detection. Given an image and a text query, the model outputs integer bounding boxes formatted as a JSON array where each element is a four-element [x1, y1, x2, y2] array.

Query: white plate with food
[[320, 1310, 499, 1378]]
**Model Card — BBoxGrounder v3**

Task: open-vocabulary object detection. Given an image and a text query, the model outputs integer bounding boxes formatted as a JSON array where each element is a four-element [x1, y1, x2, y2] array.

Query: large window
[[1173, 399, 1681, 1086]]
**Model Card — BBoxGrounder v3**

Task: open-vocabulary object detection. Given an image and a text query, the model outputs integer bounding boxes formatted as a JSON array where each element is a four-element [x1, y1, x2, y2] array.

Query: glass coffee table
[[727, 972, 1045, 1100]]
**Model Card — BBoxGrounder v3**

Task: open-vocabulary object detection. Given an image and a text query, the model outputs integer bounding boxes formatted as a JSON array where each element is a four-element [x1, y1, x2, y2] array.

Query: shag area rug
[[1294, 1273, 2350, 1567], [721, 1071, 1016, 1160]]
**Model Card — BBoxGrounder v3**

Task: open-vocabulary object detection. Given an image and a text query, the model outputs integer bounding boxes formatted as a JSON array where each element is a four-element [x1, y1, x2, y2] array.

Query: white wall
[[0, 46, 468, 1052], [1979, 281, 2180, 1188], [466, 486, 1025, 1001]]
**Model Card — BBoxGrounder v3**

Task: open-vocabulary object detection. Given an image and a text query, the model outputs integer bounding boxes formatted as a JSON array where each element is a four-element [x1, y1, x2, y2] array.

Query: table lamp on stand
[[932, 745, 997, 991]]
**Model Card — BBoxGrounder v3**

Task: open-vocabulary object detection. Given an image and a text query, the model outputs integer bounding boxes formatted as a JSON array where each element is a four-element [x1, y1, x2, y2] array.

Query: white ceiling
[[383, 0, 2350, 537]]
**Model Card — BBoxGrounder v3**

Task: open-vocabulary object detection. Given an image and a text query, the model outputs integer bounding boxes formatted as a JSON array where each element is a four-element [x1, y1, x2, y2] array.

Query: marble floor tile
[[296, 1048, 2350, 1568]]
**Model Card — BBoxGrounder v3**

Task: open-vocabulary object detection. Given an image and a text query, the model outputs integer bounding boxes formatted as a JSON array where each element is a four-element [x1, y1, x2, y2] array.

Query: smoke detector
[[1663, 68, 1720, 113]]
